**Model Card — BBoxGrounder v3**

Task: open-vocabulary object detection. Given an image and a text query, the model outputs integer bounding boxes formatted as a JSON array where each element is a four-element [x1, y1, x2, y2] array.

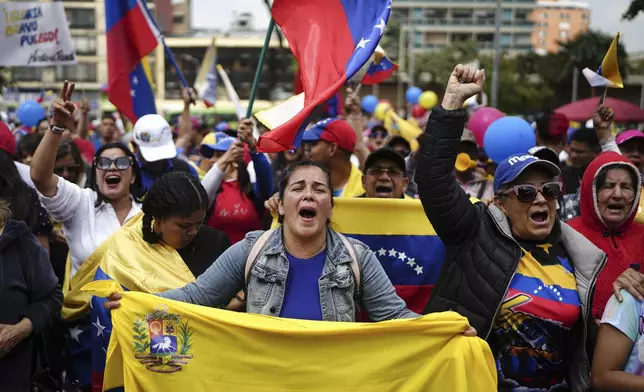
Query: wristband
[[50, 124, 66, 134]]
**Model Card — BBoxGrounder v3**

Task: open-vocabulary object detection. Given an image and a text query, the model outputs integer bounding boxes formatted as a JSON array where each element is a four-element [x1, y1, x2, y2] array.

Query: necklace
[[284, 240, 327, 259]]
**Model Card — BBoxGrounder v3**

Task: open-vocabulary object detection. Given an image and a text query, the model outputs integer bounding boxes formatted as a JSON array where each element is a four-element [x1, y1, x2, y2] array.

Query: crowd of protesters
[[0, 64, 644, 392]]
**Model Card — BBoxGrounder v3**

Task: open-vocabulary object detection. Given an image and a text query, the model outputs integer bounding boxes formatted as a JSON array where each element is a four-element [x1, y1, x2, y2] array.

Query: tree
[[413, 42, 479, 87], [380, 18, 401, 58], [623, 0, 644, 20]]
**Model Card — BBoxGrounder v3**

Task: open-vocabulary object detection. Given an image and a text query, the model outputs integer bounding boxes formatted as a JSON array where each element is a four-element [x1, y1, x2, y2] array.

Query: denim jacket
[[161, 227, 418, 322]]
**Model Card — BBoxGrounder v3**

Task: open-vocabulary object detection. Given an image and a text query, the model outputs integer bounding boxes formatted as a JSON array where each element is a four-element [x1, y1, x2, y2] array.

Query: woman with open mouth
[[29, 81, 146, 389], [414, 64, 641, 392], [105, 161, 480, 338], [568, 150, 644, 322]]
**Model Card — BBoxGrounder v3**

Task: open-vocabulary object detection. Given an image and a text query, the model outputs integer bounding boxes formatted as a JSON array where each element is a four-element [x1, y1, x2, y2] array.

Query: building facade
[[391, 0, 538, 53], [531, 0, 590, 54]]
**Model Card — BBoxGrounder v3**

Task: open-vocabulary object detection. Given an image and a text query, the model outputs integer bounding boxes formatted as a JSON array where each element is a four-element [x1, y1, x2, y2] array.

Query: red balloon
[[468, 107, 505, 146], [411, 104, 426, 118]]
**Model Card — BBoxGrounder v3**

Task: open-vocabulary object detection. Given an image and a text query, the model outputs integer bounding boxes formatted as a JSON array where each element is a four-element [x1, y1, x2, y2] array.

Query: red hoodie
[[568, 151, 644, 319]]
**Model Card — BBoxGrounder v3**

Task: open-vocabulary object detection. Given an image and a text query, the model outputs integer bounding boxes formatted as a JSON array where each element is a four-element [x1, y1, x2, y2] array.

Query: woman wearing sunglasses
[[414, 64, 639, 391], [30, 81, 145, 389]]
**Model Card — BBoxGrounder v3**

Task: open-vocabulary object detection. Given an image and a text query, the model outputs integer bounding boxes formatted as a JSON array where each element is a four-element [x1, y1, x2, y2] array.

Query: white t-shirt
[[39, 177, 141, 277]]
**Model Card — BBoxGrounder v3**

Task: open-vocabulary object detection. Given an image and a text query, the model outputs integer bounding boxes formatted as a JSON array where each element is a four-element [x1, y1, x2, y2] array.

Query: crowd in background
[[2, 64, 644, 391]]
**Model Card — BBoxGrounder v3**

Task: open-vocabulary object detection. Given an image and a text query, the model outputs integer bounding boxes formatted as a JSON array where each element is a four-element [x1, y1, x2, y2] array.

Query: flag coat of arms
[[256, 0, 392, 152], [105, 0, 159, 121], [582, 32, 624, 88], [83, 280, 497, 391]]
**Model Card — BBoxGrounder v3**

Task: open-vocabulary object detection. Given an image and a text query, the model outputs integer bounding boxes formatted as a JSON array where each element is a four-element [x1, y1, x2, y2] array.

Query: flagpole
[[354, 83, 363, 95], [599, 86, 608, 106], [246, 18, 276, 119]]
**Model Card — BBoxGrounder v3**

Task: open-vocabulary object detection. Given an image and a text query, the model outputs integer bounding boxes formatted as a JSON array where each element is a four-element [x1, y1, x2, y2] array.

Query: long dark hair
[[277, 160, 333, 224], [141, 172, 209, 244], [0, 149, 37, 227], [86, 142, 144, 207]]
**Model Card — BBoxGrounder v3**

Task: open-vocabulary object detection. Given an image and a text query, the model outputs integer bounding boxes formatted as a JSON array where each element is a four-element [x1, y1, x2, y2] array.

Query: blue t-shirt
[[601, 291, 644, 375], [279, 251, 325, 321]]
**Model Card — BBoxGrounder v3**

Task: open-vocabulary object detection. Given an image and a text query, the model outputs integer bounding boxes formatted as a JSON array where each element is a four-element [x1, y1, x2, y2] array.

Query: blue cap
[[200, 136, 235, 158], [493, 153, 561, 194]]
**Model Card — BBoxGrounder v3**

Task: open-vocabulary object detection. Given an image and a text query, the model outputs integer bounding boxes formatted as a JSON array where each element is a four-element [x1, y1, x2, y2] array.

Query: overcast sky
[[191, 0, 644, 52]]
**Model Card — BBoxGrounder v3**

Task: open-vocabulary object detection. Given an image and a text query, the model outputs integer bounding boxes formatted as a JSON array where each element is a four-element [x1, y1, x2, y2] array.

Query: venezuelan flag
[[581, 32, 624, 88], [83, 280, 497, 392], [105, 0, 159, 122], [361, 51, 398, 85], [329, 198, 445, 314]]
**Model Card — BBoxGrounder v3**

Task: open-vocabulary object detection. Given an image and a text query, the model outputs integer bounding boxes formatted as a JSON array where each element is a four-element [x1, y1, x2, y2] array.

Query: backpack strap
[[237, 230, 275, 304], [338, 233, 361, 300]]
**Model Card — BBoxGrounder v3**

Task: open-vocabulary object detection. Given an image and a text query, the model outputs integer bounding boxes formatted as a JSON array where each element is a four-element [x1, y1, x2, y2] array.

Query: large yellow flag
[[83, 280, 497, 392]]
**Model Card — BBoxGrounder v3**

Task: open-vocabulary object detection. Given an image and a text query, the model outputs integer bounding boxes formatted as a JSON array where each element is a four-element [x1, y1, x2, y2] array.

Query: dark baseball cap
[[364, 147, 407, 177], [493, 153, 561, 194]]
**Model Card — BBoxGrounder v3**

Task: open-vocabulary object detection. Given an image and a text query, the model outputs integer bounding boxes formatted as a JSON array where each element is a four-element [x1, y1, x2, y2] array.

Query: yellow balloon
[[419, 91, 438, 110], [374, 102, 391, 121]]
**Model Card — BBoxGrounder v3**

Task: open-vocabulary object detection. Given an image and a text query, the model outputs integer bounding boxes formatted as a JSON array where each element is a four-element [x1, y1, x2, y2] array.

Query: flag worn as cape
[[256, 0, 391, 153], [581, 32, 624, 88], [88, 214, 196, 391], [195, 38, 218, 107], [272, 198, 446, 313], [83, 280, 497, 392], [105, 0, 159, 121]]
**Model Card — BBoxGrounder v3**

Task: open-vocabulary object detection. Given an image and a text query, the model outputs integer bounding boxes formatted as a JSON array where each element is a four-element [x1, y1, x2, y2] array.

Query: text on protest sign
[[0, 2, 76, 67]]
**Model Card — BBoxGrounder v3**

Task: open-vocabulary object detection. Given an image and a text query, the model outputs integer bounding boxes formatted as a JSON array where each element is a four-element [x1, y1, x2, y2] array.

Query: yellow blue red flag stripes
[[83, 280, 497, 392], [271, 198, 446, 314], [582, 32, 624, 88]]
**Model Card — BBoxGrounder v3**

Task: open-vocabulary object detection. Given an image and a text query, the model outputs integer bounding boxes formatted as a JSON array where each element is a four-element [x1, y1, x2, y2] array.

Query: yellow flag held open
[[83, 280, 497, 392], [582, 32, 624, 88], [384, 110, 423, 151]]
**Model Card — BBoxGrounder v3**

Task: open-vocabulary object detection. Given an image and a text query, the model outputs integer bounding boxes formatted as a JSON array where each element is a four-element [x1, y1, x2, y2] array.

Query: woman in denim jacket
[[107, 161, 444, 324]]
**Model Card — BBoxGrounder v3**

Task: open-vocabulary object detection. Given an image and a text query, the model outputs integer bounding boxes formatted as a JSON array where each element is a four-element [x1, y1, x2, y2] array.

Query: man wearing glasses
[[360, 148, 411, 199]]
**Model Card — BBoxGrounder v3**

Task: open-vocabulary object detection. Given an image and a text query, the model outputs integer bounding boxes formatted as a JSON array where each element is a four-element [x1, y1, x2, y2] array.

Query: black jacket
[[0, 220, 63, 390], [415, 107, 606, 392]]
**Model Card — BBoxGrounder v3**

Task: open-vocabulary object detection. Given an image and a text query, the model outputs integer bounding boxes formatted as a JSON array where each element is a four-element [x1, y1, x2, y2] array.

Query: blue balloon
[[405, 87, 422, 104], [483, 117, 536, 163], [361, 95, 379, 114], [17, 100, 46, 128]]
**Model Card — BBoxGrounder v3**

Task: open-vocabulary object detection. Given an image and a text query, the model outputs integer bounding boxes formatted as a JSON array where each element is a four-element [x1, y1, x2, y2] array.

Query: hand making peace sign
[[50, 80, 76, 131]]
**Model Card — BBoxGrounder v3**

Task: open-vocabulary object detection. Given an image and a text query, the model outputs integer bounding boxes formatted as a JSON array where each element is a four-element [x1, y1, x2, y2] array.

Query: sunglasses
[[369, 131, 388, 139], [54, 164, 81, 176], [501, 181, 562, 203], [366, 166, 404, 178], [95, 156, 133, 171]]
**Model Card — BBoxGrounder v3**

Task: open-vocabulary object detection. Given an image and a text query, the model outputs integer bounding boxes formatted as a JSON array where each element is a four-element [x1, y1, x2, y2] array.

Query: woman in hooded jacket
[[568, 151, 644, 321]]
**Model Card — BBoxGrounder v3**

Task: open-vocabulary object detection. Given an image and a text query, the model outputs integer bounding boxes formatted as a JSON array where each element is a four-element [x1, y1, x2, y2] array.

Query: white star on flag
[[69, 325, 83, 343], [355, 37, 371, 51], [388, 248, 397, 257], [377, 248, 386, 256], [93, 317, 106, 337], [397, 251, 407, 261], [132, 76, 139, 85], [406, 258, 416, 267], [414, 265, 423, 275], [130, 89, 136, 97], [387, 1, 391, 9], [374, 18, 386, 36]]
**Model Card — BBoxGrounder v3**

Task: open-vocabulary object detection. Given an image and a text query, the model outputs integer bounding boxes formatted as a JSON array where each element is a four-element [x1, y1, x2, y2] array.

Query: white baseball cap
[[132, 114, 176, 162]]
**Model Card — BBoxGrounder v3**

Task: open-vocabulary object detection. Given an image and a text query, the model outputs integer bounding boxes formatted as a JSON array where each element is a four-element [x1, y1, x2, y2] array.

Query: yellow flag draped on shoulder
[[83, 280, 497, 392], [61, 213, 144, 321]]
